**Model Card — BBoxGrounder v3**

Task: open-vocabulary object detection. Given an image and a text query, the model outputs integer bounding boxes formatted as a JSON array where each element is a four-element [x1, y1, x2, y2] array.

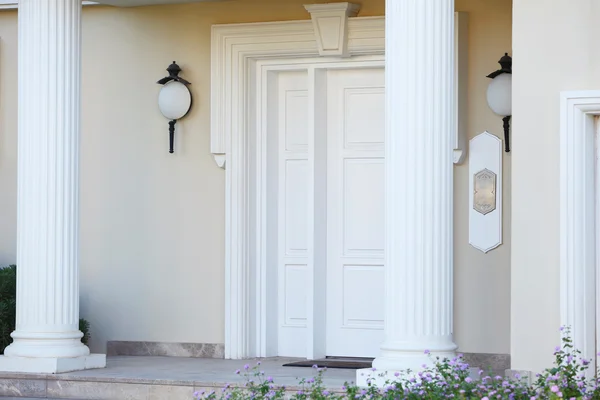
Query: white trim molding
[[454, 12, 469, 164], [560, 91, 600, 374], [210, 17, 386, 170], [211, 17, 385, 360]]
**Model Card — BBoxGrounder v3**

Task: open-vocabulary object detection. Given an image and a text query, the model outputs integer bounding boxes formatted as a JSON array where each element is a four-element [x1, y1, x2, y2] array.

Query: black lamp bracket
[[168, 120, 176, 154], [502, 116, 511, 153], [157, 61, 192, 154]]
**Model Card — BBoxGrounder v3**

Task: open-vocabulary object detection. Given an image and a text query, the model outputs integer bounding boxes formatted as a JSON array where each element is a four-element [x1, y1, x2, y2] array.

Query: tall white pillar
[[0, 0, 105, 374], [361, 0, 457, 381]]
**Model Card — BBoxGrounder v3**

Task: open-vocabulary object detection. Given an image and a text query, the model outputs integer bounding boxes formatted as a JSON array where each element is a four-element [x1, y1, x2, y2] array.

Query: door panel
[[276, 70, 309, 357], [326, 68, 386, 357]]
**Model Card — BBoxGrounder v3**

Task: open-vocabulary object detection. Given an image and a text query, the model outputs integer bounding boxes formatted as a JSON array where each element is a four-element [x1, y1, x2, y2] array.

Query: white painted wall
[[0, 0, 512, 355], [511, 0, 600, 373]]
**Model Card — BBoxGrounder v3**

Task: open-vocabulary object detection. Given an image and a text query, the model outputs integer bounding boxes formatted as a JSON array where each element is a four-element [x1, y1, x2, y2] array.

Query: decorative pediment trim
[[210, 13, 469, 169], [210, 16, 385, 169]]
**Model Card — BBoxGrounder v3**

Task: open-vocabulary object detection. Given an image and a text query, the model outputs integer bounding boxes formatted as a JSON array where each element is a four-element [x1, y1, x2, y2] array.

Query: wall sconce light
[[486, 53, 512, 152], [157, 61, 192, 154]]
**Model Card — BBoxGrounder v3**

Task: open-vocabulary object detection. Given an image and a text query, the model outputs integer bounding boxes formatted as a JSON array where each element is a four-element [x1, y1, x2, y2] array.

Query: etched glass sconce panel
[[473, 169, 497, 215], [468, 131, 502, 253]]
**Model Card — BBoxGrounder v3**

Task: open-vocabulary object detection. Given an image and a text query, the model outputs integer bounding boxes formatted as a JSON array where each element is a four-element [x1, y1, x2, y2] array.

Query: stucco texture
[[0, 0, 512, 356], [511, 0, 600, 373]]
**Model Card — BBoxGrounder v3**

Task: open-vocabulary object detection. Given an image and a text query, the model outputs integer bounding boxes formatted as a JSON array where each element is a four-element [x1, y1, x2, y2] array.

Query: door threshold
[[282, 357, 373, 370]]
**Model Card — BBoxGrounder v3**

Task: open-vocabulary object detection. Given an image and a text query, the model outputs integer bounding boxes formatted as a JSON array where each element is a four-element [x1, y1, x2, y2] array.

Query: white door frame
[[210, 14, 467, 360], [559, 91, 600, 375]]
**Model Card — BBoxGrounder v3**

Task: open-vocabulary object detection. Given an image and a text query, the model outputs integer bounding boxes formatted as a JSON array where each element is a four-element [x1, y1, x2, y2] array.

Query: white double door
[[271, 63, 385, 358]]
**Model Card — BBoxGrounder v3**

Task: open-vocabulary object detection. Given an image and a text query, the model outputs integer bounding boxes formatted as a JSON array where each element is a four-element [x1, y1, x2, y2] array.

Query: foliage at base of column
[[194, 327, 599, 400], [0, 265, 16, 354], [0, 264, 91, 354]]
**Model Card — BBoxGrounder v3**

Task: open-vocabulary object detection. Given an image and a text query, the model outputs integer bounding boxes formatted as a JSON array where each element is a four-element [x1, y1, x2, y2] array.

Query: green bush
[[0, 264, 91, 354], [0, 265, 16, 354], [79, 317, 91, 346]]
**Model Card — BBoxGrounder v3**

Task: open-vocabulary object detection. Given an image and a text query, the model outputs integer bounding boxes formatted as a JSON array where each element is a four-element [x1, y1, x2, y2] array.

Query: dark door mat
[[282, 358, 373, 370]]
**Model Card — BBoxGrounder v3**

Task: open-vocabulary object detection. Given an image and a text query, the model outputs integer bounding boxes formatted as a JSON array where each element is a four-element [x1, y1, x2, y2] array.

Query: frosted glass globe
[[158, 81, 191, 120], [486, 73, 512, 117]]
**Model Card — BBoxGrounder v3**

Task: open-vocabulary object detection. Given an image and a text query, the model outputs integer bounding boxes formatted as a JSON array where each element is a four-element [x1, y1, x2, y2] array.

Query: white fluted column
[[0, 0, 105, 373], [363, 0, 457, 380]]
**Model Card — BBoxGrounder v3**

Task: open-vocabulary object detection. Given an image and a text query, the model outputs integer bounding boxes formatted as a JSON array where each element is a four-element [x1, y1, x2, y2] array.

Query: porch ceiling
[[95, 0, 223, 6]]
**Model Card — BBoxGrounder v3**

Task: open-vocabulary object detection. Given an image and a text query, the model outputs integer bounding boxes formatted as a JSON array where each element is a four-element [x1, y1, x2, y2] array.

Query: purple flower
[[551, 385, 559, 393], [394, 372, 400, 377], [371, 367, 376, 371], [235, 369, 240, 375], [244, 364, 250, 370], [266, 376, 273, 382], [424, 349, 430, 354], [465, 377, 472, 383], [322, 390, 330, 396]]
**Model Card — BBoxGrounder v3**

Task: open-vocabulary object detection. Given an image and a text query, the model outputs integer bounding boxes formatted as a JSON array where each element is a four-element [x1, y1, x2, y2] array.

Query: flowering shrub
[[194, 327, 600, 399]]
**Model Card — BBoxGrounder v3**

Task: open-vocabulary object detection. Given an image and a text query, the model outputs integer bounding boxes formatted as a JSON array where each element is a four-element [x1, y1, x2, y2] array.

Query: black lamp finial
[[487, 52, 512, 79], [157, 61, 191, 86]]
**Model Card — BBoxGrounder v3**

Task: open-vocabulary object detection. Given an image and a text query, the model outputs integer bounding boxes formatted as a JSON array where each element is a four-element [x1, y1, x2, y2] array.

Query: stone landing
[[0, 355, 515, 399], [0, 356, 353, 399]]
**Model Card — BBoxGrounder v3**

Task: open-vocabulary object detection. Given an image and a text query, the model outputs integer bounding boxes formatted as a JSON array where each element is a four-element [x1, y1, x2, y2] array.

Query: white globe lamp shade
[[486, 73, 512, 117], [158, 81, 192, 120]]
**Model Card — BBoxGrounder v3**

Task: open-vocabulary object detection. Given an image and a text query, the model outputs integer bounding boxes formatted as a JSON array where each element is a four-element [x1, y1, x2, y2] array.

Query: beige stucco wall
[[511, 0, 600, 373], [453, 0, 512, 355], [0, 0, 512, 356]]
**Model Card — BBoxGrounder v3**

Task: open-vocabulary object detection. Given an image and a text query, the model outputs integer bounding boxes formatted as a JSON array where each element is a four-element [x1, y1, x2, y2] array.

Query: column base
[[0, 354, 106, 374]]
